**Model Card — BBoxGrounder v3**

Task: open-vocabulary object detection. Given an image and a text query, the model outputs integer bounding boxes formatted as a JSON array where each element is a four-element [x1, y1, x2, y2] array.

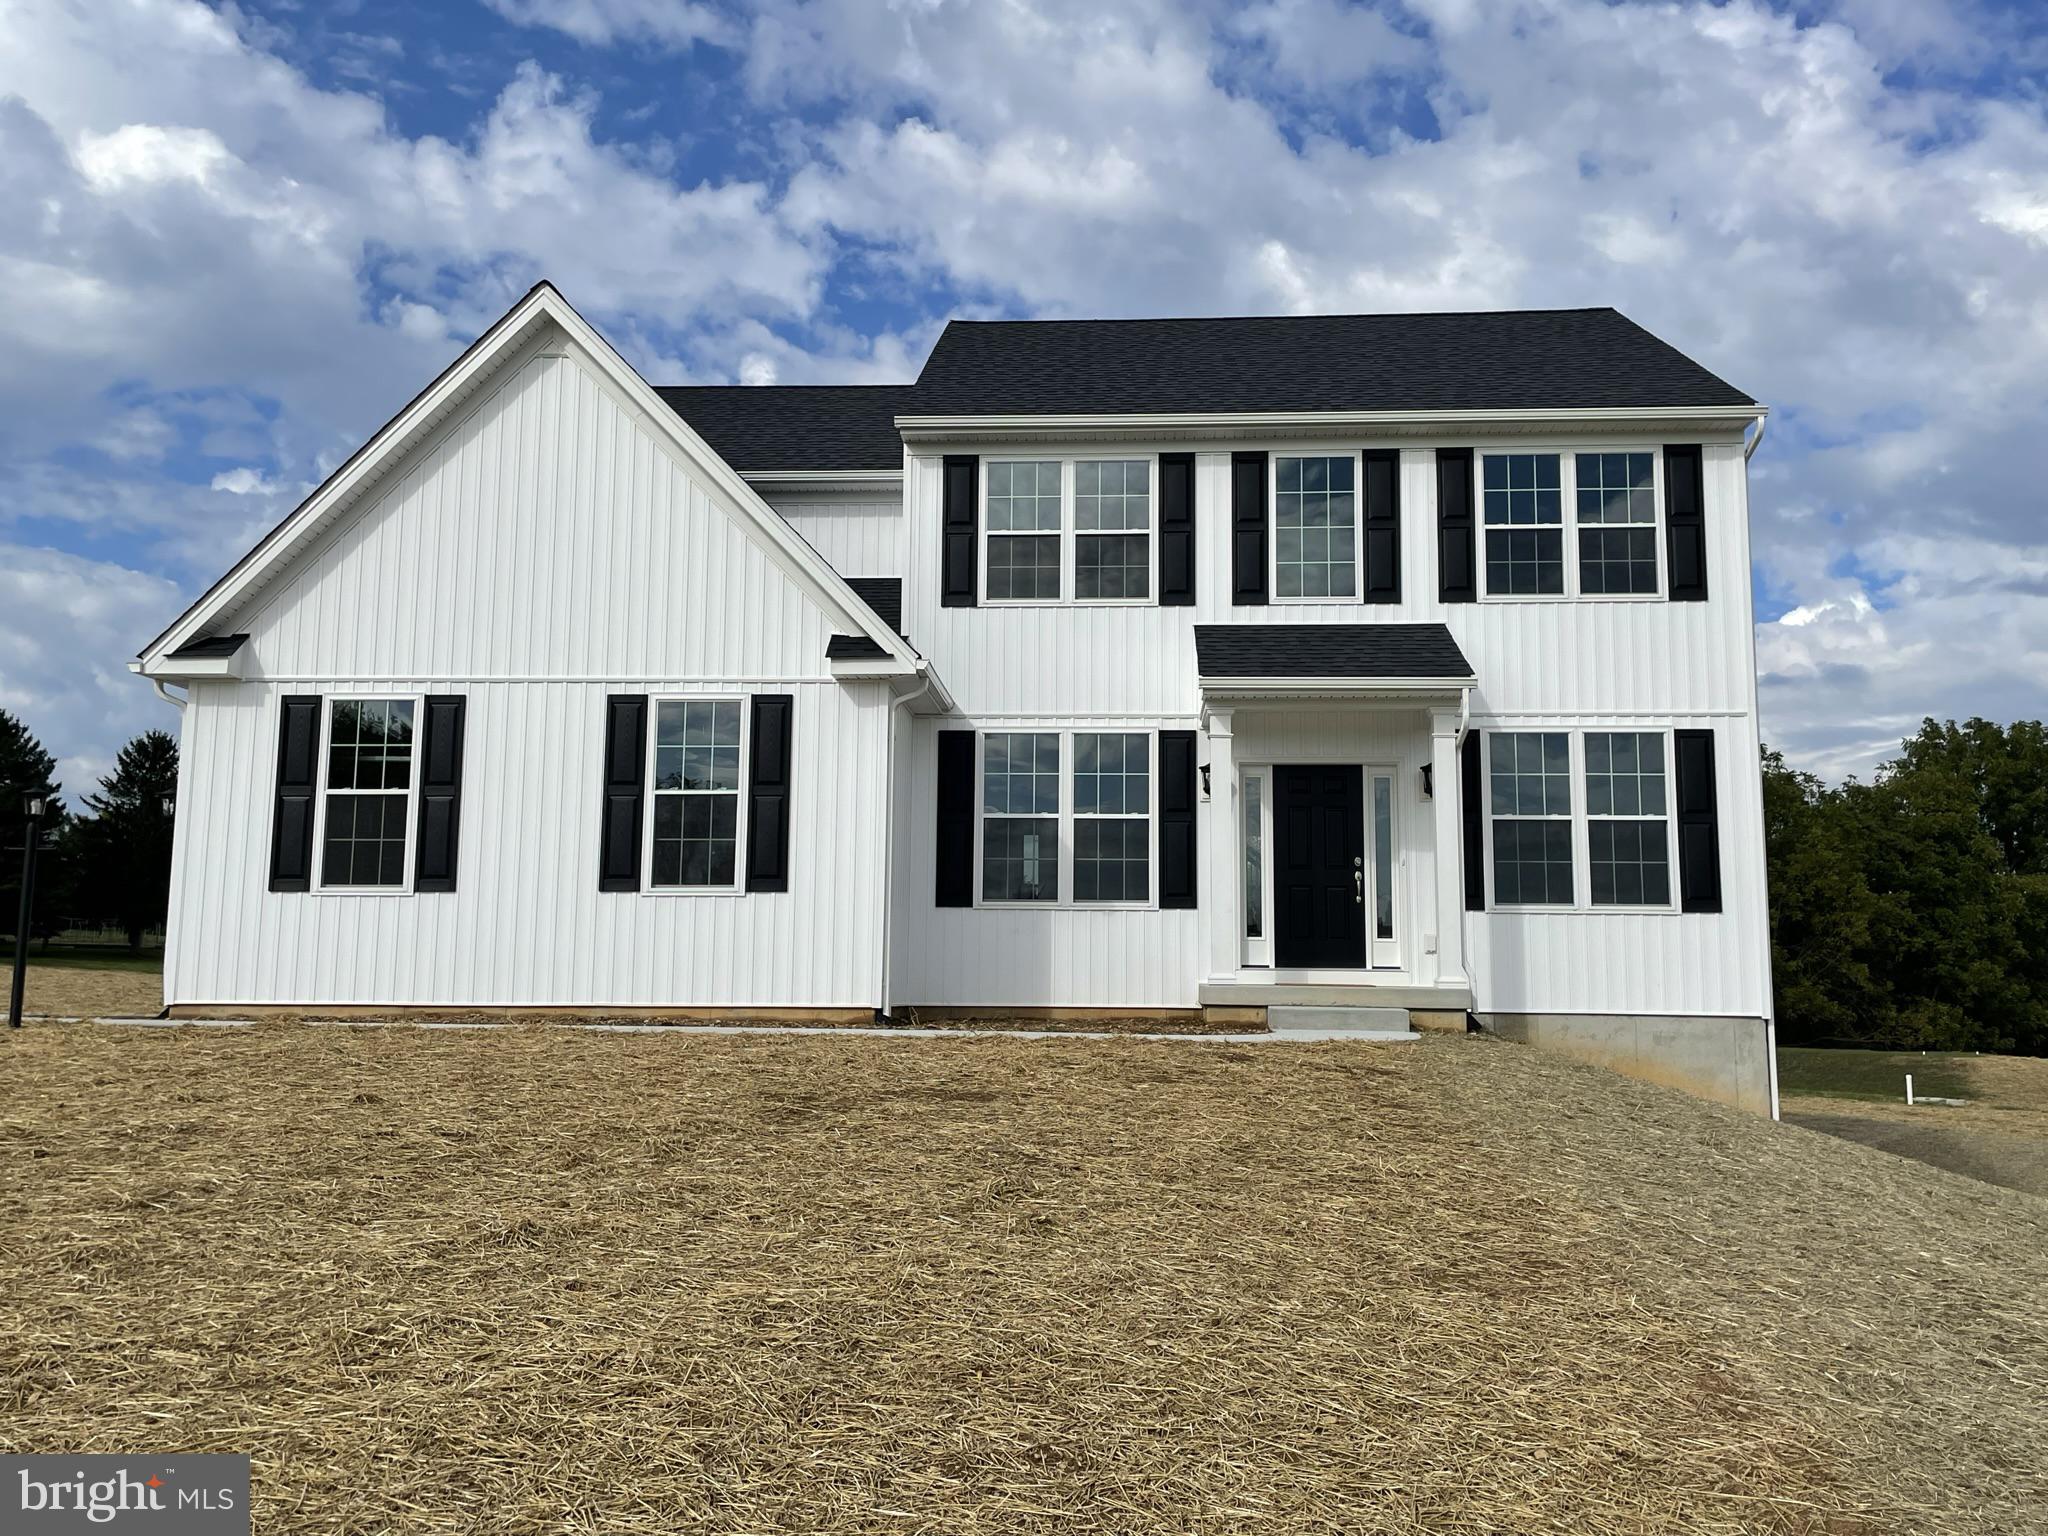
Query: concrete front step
[[1267, 1004, 1418, 1040]]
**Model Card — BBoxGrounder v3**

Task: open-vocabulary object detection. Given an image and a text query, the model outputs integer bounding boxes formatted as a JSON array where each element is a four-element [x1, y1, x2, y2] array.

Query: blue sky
[[4, 0, 2048, 790]]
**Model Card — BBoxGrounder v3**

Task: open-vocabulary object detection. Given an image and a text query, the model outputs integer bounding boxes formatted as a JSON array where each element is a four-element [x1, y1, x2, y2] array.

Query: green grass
[[0, 944, 164, 975], [1777, 1046, 1974, 1102]]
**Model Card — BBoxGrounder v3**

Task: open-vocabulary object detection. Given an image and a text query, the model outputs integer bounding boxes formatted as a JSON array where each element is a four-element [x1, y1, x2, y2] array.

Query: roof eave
[[896, 403, 1764, 445]]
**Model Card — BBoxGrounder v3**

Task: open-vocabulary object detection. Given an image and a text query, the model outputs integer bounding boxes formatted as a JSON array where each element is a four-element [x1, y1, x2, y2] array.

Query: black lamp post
[[8, 791, 50, 1030]]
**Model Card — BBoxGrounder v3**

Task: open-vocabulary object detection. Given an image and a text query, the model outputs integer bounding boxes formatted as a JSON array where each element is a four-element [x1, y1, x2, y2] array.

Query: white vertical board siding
[[897, 436, 1769, 1019], [239, 350, 841, 682], [1465, 719, 1770, 1018], [763, 492, 904, 578], [168, 680, 892, 1007], [167, 341, 896, 1010], [889, 714, 1203, 1009]]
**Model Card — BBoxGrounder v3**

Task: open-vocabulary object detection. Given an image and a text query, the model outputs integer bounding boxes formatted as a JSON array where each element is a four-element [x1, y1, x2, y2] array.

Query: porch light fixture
[[1420, 764, 1434, 800], [1199, 763, 1211, 802]]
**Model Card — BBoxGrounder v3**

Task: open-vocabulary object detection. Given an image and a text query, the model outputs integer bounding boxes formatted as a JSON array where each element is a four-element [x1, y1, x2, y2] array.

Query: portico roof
[[1194, 624, 1474, 696]]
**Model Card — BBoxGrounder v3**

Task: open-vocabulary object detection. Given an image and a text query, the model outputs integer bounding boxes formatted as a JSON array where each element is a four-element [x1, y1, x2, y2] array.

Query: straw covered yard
[[2, 1022, 2043, 1534]]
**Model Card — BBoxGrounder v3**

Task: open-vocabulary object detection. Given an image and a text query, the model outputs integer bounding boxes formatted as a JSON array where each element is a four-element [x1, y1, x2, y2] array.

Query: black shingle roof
[[910, 309, 1752, 416], [1195, 624, 1474, 681], [827, 578, 906, 660], [167, 633, 249, 659], [656, 385, 916, 472]]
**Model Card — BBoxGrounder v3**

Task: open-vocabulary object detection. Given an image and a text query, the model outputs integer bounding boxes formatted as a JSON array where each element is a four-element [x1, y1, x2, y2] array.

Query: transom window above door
[[1481, 449, 1664, 599], [982, 458, 1153, 605], [1273, 454, 1358, 599]]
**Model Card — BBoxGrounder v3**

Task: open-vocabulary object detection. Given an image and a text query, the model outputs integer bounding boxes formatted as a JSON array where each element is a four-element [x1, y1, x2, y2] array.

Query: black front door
[[1273, 765, 1367, 969]]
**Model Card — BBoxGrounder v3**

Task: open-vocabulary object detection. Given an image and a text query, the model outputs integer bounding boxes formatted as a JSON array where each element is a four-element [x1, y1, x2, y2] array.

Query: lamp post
[[8, 791, 50, 1029]]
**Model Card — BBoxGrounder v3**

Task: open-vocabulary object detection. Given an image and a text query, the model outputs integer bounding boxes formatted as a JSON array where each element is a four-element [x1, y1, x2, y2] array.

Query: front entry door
[[1273, 765, 1367, 968]]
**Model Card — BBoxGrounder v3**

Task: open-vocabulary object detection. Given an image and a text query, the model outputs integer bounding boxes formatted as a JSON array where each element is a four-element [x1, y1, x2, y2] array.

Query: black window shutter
[[414, 695, 466, 893], [746, 694, 794, 893], [1437, 448, 1477, 603], [1159, 730, 1199, 909], [1362, 448, 1401, 603], [268, 694, 322, 892], [935, 730, 975, 907], [1664, 443, 1708, 601], [1158, 452, 1196, 606], [1231, 451, 1268, 605], [1674, 728, 1723, 912], [598, 695, 647, 893], [941, 454, 978, 608], [1460, 731, 1484, 912]]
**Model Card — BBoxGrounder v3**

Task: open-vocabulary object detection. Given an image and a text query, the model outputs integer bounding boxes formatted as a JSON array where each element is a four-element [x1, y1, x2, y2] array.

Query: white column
[[1204, 707, 1239, 981], [1429, 706, 1467, 992]]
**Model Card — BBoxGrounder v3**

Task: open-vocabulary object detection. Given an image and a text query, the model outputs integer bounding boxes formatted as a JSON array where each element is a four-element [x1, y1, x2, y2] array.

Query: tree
[[74, 730, 179, 951], [0, 708, 67, 945]]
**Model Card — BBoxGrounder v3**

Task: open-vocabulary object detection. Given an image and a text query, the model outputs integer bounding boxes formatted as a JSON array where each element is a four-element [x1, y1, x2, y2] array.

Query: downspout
[[1741, 411, 1782, 1118], [1451, 682, 1476, 1022], [876, 664, 937, 1021], [151, 678, 189, 711], [1744, 412, 1768, 463]]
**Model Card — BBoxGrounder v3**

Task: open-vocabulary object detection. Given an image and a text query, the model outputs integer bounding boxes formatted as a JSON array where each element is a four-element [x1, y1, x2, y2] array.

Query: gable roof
[[137, 284, 920, 676], [909, 308, 1754, 417], [656, 385, 914, 473], [1194, 623, 1475, 681]]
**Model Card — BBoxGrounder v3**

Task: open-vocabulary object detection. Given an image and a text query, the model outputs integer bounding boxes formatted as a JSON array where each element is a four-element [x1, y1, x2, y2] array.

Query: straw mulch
[[2, 1024, 2043, 1534], [0, 961, 161, 1020]]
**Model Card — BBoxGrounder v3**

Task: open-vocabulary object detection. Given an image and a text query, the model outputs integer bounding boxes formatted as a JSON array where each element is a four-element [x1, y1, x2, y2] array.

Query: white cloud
[[482, 0, 734, 51]]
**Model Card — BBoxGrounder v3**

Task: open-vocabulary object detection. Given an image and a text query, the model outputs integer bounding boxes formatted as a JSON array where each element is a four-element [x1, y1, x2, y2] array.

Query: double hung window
[[319, 699, 418, 889], [983, 458, 1153, 604], [649, 699, 744, 890], [1480, 450, 1664, 599], [1273, 454, 1358, 599], [1483, 729, 1679, 910], [979, 730, 1154, 905]]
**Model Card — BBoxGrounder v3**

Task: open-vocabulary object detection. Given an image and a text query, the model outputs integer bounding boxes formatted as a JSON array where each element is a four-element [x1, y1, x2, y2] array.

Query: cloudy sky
[[2, 0, 2045, 793]]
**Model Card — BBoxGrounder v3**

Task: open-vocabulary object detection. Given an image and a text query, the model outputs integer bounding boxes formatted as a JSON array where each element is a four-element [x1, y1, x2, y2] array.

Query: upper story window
[[985, 461, 1063, 601], [319, 698, 418, 889], [1482, 450, 1662, 600], [648, 699, 744, 890], [1273, 454, 1357, 600], [983, 457, 1154, 605], [1074, 461, 1151, 600]]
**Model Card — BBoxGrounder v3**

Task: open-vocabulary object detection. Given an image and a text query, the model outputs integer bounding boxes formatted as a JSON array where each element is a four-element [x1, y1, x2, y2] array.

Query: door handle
[[1354, 867, 1363, 905]]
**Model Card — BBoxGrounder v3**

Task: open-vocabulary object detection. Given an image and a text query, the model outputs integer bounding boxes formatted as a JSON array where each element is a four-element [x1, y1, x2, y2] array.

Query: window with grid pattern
[[650, 700, 743, 888], [321, 699, 415, 887], [1585, 731, 1671, 905], [982, 733, 1059, 901], [1576, 452, 1659, 594], [1073, 733, 1149, 902], [985, 460, 1062, 600], [1489, 731, 1574, 904], [1074, 460, 1150, 600], [1482, 453, 1564, 595], [1274, 455, 1357, 598]]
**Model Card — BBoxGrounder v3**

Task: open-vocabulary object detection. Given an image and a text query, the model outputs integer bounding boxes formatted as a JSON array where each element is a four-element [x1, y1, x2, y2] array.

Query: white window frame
[[1269, 447, 1364, 604], [979, 456, 1158, 608], [1583, 728, 1679, 913], [642, 693, 750, 897], [1479, 727, 1681, 914], [310, 693, 424, 896], [972, 728, 1160, 910], [1475, 445, 1665, 603]]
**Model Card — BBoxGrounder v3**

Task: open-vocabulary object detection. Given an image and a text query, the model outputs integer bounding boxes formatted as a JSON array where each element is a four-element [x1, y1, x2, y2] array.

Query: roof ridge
[[941, 306, 1623, 327]]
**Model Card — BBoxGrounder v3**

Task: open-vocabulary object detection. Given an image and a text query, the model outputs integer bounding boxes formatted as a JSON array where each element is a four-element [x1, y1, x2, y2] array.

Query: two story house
[[135, 284, 1775, 1113]]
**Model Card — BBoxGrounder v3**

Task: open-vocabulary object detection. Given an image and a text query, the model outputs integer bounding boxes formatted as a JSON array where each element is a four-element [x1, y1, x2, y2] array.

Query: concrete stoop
[[1266, 1004, 1419, 1041]]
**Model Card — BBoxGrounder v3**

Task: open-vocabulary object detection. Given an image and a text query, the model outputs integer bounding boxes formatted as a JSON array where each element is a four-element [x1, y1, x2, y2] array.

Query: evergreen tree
[[0, 708, 66, 944], [76, 730, 179, 951]]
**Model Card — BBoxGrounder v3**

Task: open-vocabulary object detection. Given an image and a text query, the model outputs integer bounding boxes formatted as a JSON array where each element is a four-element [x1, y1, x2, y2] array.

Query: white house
[[136, 284, 1776, 1113]]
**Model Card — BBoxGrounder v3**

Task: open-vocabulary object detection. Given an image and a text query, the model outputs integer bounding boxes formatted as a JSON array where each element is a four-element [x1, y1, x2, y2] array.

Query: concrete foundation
[[1478, 1012, 1774, 1116]]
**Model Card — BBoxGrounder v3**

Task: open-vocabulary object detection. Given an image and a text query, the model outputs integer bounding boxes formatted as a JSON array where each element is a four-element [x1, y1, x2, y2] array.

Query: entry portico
[[1197, 624, 1476, 1014]]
